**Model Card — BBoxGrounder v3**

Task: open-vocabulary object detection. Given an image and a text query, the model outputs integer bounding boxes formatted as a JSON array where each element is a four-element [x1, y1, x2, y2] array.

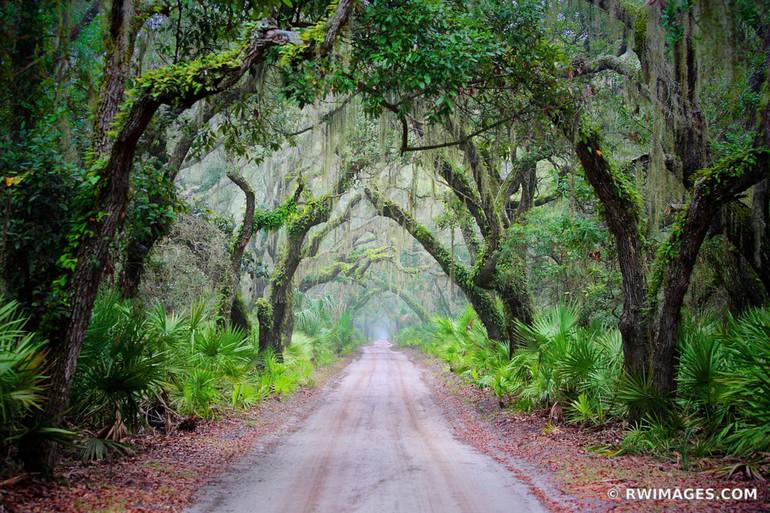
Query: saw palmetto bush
[[145, 301, 189, 350], [407, 303, 770, 466], [400, 307, 522, 407], [618, 307, 770, 463], [71, 291, 166, 436], [0, 298, 47, 450], [406, 304, 624, 418], [73, 293, 254, 424], [161, 307, 257, 417], [430, 307, 493, 375], [704, 308, 770, 458], [295, 295, 366, 360], [512, 304, 623, 418], [9, 286, 362, 461]]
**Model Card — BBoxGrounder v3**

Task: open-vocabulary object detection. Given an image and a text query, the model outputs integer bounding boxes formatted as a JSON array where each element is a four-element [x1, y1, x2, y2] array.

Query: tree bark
[[225, 170, 256, 331], [417, 123, 533, 335], [92, 0, 138, 156], [716, 201, 770, 300]]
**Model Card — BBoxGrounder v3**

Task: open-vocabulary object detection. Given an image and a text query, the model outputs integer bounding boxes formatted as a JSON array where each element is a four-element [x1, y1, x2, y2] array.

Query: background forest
[[1, 0, 769, 483]]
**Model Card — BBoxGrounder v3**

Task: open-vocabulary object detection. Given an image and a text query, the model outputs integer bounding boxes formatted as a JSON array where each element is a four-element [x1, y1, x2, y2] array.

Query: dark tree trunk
[[230, 295, 251, 333], [573, 128, 650, 383], [563, 0, 770, 407], [714, 201, 769, 305], [26, 94, 162, 473], [259, 243, 303, 352], [120, 230, 156, 298], [651, 119, 770, 395], [92, 0, 137, 155], [225, 171, 256, 331]]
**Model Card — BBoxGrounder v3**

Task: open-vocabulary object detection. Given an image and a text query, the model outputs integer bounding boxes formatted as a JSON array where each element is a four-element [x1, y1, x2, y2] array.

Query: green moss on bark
[[255, 298, 273, 330]]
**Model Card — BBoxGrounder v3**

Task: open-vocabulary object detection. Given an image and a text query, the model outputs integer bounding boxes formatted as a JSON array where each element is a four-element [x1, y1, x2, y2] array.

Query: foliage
[[0, 298, 47, 448], [403, 303, 770, 463], [692, 308, 770, 457], [123, 147, 181, 251], [0, 114, 83, 326], [71, 291, 167, 434], [512, 304, 622, 416], [516, 204, 621, 323], [340, 0, 500, 119], [139, 213, 232, 312], [62, 288, 363, 457], [253, 197, 298, 232], [1, 0, 768, 477], [335, 0, 550, 122], [400, 303, 624, 416]]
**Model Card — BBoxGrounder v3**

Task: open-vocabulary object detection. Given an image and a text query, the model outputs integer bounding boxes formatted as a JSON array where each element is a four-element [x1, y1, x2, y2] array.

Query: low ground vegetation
[[396, 304, 770, 474], [0, 292, 364, 472]]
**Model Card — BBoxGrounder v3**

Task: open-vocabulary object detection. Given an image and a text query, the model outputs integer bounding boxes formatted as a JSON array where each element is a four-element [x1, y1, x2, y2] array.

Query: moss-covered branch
[[253, 178, 305, 232], [650, 146, 770, 393], [303, 193, 362, 258], [258, 162, 362, 352], [364, 185, 505, 340], [119, 76, 265, 298], [435, 158, 489, 236], [298, 246, 393, 292]]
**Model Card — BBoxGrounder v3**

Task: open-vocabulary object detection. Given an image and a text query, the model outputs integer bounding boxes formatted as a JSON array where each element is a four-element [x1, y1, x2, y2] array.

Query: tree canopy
[[1, 0, 768, 478]]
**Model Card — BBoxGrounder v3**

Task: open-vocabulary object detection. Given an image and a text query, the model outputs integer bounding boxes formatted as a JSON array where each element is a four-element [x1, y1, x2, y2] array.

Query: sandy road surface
[[186, 341, 548, 513]]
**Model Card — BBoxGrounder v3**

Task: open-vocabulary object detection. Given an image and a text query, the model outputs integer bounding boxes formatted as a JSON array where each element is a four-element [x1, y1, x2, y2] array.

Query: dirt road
[[186, 341, 548, 513]]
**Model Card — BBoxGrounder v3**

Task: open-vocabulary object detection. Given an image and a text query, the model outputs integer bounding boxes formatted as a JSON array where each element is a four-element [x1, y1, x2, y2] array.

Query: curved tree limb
[[363, 185, 505, 341]]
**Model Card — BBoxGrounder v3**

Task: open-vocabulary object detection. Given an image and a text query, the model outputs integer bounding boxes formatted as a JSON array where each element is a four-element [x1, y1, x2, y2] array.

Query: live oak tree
[[256, 160, 361, 353], [20, 0, 355, 474], [555, 0, 770, 397], [343, 0, 769, 400]]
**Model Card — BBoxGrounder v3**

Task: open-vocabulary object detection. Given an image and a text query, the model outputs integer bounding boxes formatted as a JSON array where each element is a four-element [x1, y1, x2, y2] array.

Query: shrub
[[408, 302, 770, 464], [0, 298, 47, 448], [71, 291, 166, 436]]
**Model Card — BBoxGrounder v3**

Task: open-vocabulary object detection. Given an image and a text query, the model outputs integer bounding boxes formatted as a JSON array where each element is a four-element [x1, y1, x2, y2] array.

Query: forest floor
[[408, 347, 770, 512], [2, 341, 768, 513]]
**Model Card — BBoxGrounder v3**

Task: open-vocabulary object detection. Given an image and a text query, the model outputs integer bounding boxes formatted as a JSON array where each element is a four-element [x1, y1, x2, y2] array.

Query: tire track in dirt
[[186, 341, 547, 513]]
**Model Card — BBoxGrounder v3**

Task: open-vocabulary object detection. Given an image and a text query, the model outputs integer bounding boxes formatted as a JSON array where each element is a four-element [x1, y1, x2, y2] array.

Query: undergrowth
[[1, 290, 365, 467], [397, 304, 770, 474]]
